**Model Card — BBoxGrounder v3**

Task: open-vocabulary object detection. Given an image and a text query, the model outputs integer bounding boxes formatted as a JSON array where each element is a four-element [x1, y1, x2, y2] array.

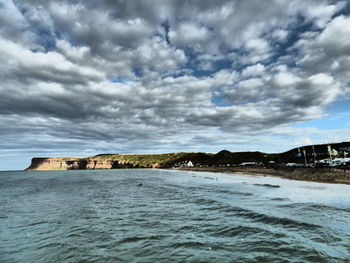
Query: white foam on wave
[[183, 170, 350, 207]]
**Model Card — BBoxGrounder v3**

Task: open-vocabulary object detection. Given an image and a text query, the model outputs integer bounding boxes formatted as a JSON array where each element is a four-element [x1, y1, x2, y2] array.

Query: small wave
[[191, 197, 321, 231], [221, 206, 322, 231], [118, 235, 167, 244], [253, 183, 280, 188], [215, 189, 253, 196], [212, 225, 275, 238], [194, 197, 220, 206], [244, 240, 327, 261], [203, 176, 215, 180], [37, 242, 63, 250], [270, 197, 290, 201], [171, 241, 205, 249], [247, 213, 320, 230], [308, 203, 350, 213], [277, 202, 308, 209], [14, 220, 48, 228]]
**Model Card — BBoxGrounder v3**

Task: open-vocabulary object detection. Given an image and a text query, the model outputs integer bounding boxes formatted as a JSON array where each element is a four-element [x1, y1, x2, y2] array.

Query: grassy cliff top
[[94, 152, 208, 167]]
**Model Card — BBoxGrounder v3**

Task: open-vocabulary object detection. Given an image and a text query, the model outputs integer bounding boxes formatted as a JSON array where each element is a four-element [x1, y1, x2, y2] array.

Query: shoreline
[[175, 167, 350, 185], [21, 166, 350, 185]]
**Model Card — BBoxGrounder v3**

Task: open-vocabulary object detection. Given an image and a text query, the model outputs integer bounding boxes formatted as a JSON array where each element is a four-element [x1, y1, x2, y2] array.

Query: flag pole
[[312, 145, 316, 163]]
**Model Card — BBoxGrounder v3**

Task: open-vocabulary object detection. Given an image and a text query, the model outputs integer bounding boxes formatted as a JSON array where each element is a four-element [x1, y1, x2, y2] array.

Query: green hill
[[26, 142, 350, 170]]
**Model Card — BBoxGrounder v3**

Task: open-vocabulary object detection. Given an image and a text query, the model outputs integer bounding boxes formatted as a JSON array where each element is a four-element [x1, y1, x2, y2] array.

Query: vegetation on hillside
[[94, 152, 192, 167], [93, 151, 274, 167], [28, 141, 350, 170]]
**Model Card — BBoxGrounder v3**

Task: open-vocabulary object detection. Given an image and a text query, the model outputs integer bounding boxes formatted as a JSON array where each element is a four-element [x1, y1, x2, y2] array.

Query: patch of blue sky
[[212, 95, 260, 107], [337, 2, 350, 16], [329, 99, 350, 114], [33, 28, 56, 51], [213, 58, 234, 70], [294, 100, 350, 130], [132, 68, 143, 78], [211, 94, 233, 107], [182, 46, 234, 77], [14, 4, 56, 52], [161, 20, 170, 44], [269, 18, 315, 67], [55, 31, 78, 46], [109, 76, 134, 85], [189, 57, 234, 77], [294, 115, 349, 130]]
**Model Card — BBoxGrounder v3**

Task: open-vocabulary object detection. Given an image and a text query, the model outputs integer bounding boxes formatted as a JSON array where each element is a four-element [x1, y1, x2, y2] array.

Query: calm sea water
[[0, 169, 349, 263]]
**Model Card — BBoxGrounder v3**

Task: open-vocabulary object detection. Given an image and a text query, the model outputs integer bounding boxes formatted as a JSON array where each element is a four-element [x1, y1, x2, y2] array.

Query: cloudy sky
[[1, 0, 350, 170]]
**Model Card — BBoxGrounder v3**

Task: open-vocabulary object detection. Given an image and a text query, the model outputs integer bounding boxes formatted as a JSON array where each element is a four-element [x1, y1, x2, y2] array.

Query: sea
[[0, 169, 349, 263]]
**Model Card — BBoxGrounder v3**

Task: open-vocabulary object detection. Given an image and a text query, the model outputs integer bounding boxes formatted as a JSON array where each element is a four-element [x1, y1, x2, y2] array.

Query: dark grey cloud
[[0, 0, 350, 169]]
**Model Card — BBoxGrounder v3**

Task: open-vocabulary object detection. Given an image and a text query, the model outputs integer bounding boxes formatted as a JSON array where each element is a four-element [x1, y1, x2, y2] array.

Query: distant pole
[[327, 145, 332, 160], [297, 147, 301, 162], [312, 145, 316, 163], [303, 149, 307, 165]]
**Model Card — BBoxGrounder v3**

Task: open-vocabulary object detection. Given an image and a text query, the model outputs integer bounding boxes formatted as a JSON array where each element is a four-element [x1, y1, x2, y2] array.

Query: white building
[[187, 161, 194, 167]]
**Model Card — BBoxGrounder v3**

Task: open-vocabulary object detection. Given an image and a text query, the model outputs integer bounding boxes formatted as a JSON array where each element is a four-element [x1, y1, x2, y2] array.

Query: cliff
[[27, 157, 153, 171], [26, 152, 192, 171], [26, 142, 350, 171]]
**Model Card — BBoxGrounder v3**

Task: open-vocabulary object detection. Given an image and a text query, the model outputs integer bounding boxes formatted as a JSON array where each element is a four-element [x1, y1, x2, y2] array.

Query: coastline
[[175, 166, 350, 185]]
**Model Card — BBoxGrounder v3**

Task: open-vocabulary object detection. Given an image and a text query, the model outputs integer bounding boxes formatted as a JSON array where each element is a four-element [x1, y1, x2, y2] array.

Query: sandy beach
[[176, 166, 350, 185]]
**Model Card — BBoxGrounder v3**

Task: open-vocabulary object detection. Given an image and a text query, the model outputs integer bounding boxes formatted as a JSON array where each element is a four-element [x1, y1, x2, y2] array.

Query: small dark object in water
[[137, 183, 143, 187], [253, 183, 280, 188]]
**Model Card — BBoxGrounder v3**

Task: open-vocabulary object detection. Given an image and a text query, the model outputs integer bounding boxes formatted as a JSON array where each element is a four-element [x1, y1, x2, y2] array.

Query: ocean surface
[[0, 169, 349, 263]]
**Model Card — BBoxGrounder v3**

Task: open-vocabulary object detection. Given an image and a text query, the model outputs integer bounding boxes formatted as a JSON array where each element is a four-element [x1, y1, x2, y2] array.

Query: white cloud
[[296, 15, 350, 86], [0, 0, 349, 169], [241, 63, 266, 78], [169, 22, 210, 48], [302, 1, 346, 28], [271, 29, 289, 41], [0, 37, 104, 84]]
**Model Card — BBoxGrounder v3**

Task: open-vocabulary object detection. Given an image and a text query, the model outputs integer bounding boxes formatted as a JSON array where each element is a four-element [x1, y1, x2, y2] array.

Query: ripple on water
[[0, 169, 349, 263]]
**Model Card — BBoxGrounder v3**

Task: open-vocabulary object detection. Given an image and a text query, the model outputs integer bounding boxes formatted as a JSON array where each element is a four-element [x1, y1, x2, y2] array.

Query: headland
[[25, 142, 350, 184]]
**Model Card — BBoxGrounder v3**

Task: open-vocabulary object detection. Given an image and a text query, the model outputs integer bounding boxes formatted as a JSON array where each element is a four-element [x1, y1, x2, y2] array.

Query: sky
[[1, 0, 350, 170]]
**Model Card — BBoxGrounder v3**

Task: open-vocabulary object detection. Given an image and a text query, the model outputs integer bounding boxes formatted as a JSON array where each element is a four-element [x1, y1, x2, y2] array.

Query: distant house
[[187, 161, 194, 167], [240, 162, 257, 166]]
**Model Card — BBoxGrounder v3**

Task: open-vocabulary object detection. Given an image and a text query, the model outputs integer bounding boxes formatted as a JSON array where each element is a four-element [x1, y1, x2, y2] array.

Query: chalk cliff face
[[27, 158, 70, 170], [26, 156, 162, 171]]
